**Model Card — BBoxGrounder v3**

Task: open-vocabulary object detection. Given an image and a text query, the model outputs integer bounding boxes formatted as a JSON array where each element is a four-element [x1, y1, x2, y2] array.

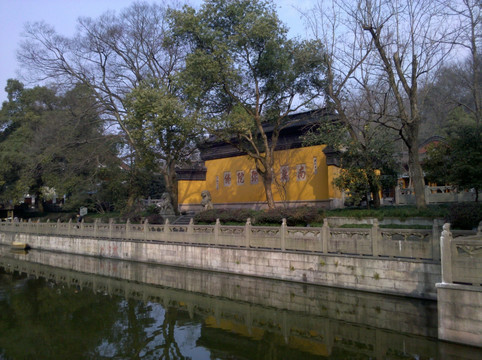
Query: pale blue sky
[[0, 0, 313, 103]]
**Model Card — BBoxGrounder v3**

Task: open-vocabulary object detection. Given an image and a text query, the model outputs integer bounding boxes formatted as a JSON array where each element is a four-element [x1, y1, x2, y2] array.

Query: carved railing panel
[[328, 228, 372, 255], [250, 227, 281, 249], [218, 226, 246, 247], [286, 228, 322, 252], [379, 229, 433, 259], [452, 238, 482, 285]]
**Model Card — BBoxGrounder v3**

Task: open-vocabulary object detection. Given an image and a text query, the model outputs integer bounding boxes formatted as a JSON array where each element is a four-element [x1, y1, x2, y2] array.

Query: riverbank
[[0, 221, 442, 299]]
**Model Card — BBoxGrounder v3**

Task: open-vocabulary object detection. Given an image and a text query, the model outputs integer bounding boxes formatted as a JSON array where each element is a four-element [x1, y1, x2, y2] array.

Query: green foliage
[[170, 0, 327, 208], [424, 110, 482, 199], [145, 213, 164, 224], [0, 80, 123, 211], [173, 0, 326, 117], [445, 203, 482, 230], [255, 207, 325, 226], [194, 208, 257, 224], [306, 122, 399, 208], [124, 78, 200, 212], [423, 142, 452, 185], [194, 206, 324, 226], [124, 79, 198, 171], [325, 205, 449, 220]]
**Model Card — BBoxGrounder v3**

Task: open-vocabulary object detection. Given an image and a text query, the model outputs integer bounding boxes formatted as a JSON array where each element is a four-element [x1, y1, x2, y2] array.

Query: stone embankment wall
[[1, 228, 441, 299], [436, 224, 482, 348]]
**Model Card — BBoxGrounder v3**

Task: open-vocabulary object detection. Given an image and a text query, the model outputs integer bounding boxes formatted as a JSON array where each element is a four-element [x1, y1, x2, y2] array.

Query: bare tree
[[301, 0, 399, 207], [301, 0, 374, 141], [356, 0, 456, 208], [443, 0, 481, 130], [17, 1, 188, 207], [303, 0, 458, 208]]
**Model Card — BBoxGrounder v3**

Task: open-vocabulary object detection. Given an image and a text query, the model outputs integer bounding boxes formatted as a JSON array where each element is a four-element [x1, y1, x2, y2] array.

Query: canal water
[[0, 246, 480, 359]]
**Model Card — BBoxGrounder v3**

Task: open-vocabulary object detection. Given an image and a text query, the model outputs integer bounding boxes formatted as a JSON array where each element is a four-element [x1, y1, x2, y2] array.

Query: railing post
[[57, 219, 61, 235], [424, 185, 431, 205], [280, 218, 286, 251], [440, 223, 453, 284], [322, 218, 329, 253], [126, 219, 130, 240], [188, 218, 194, 235], [109, 218, 113, 239], [214, 219, 220, 244], [432, 219, 442, 261], [245, 218, 251, 248], [94, 219, 98, 238], [68, 219, 72, 237], [164, 218, 170, 234], [371, 219, 380, 257], [144, 219, 149, 241]]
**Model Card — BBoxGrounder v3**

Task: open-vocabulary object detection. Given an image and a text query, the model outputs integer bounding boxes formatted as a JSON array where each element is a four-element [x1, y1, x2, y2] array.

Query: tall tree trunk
[[370, 183, 381, 208], [258, 156, 276, 209], [406, 125, 426, 208], [163, 160, 178, 214], [127, 162, 139, 209], [262, 173, 276, 209]]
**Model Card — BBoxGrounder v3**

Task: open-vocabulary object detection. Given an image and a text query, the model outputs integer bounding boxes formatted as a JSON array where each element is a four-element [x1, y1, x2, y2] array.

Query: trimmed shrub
[[254, 207, 324, 226], [194, 209, 257, 224], [194, 207, 324, 226], [146, 214, 164, 224], [445, 202, 482, 230]]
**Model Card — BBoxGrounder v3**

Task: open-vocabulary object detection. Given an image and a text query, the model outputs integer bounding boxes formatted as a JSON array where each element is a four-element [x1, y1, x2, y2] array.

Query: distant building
[[176, 110, 344, 212]]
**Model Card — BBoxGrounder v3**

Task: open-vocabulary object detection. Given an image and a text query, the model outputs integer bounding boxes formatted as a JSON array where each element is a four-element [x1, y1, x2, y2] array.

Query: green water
[[0, 248, 480, 359]]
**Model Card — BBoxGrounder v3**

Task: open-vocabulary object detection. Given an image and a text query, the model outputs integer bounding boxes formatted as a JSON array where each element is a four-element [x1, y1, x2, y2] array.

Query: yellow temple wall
[[178, 145, 340, 209]]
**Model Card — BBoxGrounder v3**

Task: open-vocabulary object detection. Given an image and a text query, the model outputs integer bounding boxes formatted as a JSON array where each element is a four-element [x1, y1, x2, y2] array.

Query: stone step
[[172, 215, 194, 225]]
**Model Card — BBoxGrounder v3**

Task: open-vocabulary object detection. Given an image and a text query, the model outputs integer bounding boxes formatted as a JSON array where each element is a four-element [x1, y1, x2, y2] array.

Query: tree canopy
[[424, 109, 482, 201], [124, 78, 199, 210], [17, 2, 188, 210], [170, 0, 327, 208], [0, 80, 121, 212]]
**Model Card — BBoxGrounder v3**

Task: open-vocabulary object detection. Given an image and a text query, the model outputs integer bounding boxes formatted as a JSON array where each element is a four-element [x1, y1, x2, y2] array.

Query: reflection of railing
[[2, 218, 477, 261], [395, 186, 476, 204], [440, 223, 482, 286]]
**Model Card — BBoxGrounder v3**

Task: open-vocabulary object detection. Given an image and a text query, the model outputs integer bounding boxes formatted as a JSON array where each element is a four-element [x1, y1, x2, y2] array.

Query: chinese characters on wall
[[296, 164, 306, 181], [223, 172, 231, 186], [280, 165, 289, 183], [218, 163, 312, 189], [237, 171, 245, 185], [250, 169, 259, 184]]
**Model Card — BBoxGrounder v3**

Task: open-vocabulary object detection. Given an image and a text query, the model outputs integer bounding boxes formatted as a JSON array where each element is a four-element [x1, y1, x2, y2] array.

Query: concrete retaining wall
[[437, 225, 482, 347], [437, 283, 482, 347], [0, 231, 440, 299]]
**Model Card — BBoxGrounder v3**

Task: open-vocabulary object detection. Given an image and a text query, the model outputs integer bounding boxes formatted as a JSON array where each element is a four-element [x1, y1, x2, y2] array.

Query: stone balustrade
[[1, 217, 475, 261], [395, 185, 476, 205], [440, 223, 482, 286], [437, 222, 482, 347]]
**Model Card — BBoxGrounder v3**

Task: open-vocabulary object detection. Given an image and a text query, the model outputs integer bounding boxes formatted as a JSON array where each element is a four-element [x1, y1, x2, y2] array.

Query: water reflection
[[0, 245, 480, 359]]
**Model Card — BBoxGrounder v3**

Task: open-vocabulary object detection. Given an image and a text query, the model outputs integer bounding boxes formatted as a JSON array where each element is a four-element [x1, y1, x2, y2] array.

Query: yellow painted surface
[[204, 316, 265, 340], [204, 316, 329, 356], [178, 145, 340, 206]]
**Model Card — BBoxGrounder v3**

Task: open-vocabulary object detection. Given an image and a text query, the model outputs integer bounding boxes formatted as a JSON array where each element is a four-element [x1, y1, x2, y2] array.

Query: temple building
[[176, 110, 344, 212]]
